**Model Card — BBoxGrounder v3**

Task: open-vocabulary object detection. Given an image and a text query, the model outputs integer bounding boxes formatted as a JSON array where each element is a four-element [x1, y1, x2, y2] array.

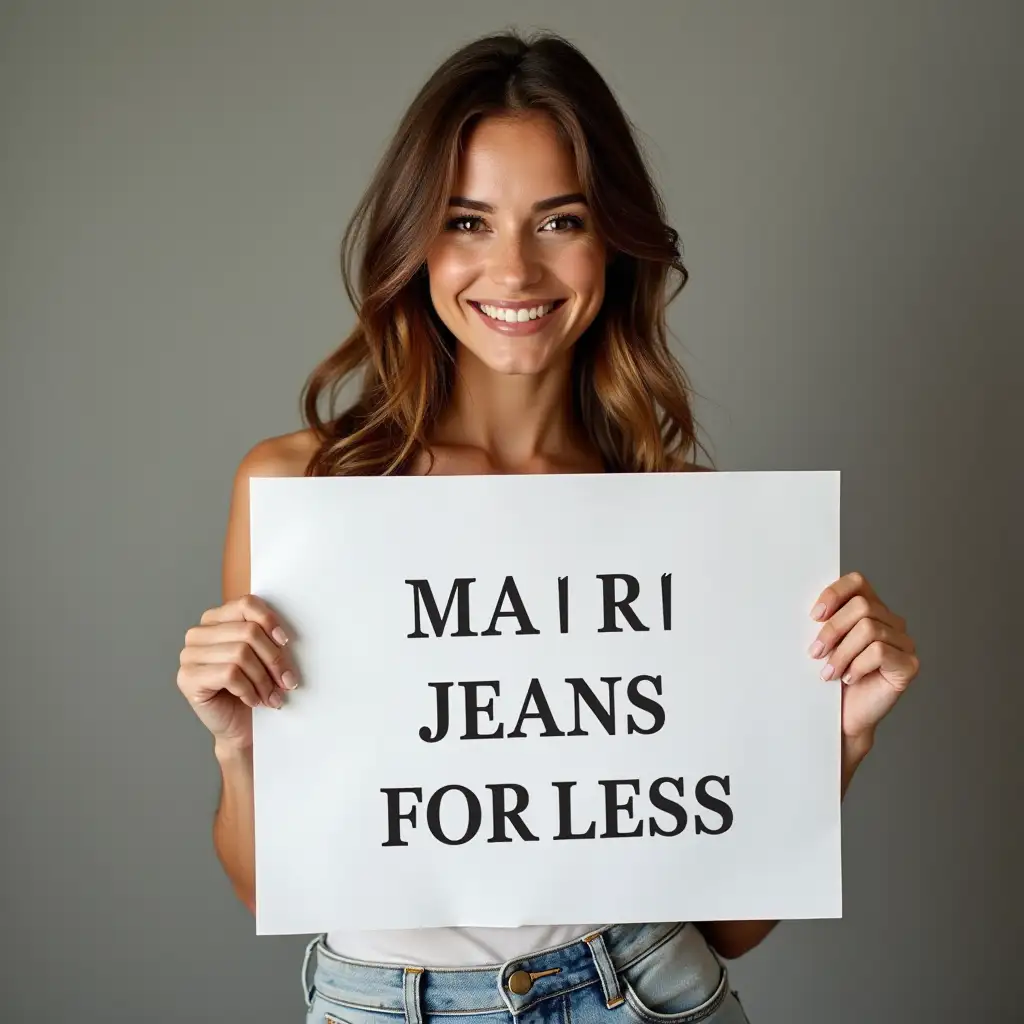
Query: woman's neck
[[431, 347, 600, 473]]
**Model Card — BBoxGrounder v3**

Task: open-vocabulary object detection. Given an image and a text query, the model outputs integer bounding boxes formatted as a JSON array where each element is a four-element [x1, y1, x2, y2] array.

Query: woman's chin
[[461, 338, 568, 377]]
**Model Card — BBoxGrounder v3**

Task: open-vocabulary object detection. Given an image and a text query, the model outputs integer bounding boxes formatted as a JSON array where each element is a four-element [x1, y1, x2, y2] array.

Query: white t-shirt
[[326, 923, 602, 966]]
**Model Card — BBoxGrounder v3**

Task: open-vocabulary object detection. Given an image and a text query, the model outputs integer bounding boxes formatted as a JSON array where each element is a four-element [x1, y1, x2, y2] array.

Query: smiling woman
[[178, 27, 799, 1024], [173, 24, 925, 1023], [159, 10, 936, 1015]]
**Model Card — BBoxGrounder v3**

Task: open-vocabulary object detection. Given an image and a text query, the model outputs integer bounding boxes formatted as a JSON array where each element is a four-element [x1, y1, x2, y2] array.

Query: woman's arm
[[213, 742, 257, 912], [695, 732, 874, 959]]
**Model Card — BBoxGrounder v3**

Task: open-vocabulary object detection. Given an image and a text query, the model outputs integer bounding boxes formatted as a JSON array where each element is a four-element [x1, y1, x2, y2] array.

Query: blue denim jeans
[[301, 923, 751, 1024]]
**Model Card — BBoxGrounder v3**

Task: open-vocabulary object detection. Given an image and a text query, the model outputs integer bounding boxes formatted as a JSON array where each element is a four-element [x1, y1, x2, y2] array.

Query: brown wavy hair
[[301, 29, 706, 477]]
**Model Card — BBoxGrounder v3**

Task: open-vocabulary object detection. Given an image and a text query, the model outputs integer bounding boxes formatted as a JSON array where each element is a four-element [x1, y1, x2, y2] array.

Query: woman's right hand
[[176, 594, 299, 752]]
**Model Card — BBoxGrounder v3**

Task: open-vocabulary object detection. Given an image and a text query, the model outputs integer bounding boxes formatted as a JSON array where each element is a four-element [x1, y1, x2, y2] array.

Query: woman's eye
[[542, 214, 585, 232], [446, 215, 484, 233]]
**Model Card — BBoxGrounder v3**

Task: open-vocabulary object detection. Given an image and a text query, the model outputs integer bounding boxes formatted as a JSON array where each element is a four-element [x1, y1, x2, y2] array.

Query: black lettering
[[486, 784, 539, 842], [459, 681, 503, 739], [508, 678, 565, 738], [380, 787, 422, 846], [566, 677, 618, 736], [695, 775, 733, 835], [661, 573, 672, 630], [418, 682, 452, 742], [599, 779, 644, 837], [406, 578, 477, 638], [552, 781, 597, 839], [596, 574, 648, 632], [425, 785, 482, 845], [481, 575, 541, 636], [648, 777, 687, 837], [626, 674, 666, 735], [558, 576, 569, 634]]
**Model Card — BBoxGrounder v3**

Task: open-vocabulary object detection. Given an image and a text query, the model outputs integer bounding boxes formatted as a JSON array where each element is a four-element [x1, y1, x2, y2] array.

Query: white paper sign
[[250, 471, 841, 935]]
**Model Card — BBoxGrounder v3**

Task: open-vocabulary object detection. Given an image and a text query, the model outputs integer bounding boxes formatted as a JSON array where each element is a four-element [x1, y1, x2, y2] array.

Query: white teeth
[[478, 302, 557, 322]]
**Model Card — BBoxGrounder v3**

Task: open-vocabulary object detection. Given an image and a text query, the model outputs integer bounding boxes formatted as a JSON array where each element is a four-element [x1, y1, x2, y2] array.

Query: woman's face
[[425, 112, 607, 377]]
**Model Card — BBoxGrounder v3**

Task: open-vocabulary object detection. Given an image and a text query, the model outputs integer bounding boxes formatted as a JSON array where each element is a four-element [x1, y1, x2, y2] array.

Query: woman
[[176, 30, 920, 1023]]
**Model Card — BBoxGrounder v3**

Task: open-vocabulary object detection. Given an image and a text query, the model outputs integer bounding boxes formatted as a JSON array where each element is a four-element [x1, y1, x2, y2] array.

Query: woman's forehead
[[453, 115, 580, 203]]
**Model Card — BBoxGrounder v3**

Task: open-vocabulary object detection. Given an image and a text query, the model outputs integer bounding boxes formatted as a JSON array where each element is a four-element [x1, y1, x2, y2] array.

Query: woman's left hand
[[808, 572, 920, 748]]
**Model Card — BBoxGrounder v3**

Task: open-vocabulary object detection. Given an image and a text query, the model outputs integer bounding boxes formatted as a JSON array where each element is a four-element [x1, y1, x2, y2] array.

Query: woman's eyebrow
[[448, 192, 588, 213]]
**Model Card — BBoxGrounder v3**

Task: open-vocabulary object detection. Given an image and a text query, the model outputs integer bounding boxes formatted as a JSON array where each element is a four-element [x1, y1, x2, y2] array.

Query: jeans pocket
[[620, 924, 730, 1024]]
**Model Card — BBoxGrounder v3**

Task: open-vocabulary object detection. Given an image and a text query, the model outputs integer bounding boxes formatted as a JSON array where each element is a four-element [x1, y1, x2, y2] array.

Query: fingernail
[[281, 670, 297, 690], [808, 640, 824, 658], [820, 663, 835, 680], [267, 690, 283, 708], [272, 627, 289, 646], [811, 603, 827, 621], [842, 672, 852, 684]]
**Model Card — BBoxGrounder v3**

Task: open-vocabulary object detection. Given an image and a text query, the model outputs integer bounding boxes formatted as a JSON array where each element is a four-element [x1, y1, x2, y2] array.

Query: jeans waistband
[[302, 922, 687, 1016]]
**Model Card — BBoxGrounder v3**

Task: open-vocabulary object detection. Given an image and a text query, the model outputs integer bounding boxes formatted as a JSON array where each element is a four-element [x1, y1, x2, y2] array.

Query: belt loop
[[584, 931, 624, 1009], [301, 933, 324, 1010], [403, 966, 425, 1024]]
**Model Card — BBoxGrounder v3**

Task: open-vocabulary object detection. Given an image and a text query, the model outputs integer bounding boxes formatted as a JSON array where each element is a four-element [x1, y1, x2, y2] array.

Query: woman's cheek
[[562, 242, 605, 290], [428, 251, 478, 308]]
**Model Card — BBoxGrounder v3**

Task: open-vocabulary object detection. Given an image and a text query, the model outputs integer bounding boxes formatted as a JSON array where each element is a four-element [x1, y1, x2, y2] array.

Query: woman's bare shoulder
[[236, 427, 322, 478]]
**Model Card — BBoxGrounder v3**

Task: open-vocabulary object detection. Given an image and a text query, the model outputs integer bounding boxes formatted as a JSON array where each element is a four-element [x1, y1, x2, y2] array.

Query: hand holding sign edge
[[808, 571, 921, 748]]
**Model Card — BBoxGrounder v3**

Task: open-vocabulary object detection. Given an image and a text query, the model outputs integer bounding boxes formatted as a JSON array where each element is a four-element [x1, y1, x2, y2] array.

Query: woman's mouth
[[467, 299, 568, 336]]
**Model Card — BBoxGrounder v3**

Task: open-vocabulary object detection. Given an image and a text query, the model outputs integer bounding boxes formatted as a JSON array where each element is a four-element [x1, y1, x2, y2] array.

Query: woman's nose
[[488, 235, 542, 291]]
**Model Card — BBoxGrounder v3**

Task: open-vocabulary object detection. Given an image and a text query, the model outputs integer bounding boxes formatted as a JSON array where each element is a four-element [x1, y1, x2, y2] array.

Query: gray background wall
[[1, 1, 1020, 1021]]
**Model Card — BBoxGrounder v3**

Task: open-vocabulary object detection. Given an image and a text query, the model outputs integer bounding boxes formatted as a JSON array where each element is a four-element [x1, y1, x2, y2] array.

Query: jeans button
[[508, 970, 533, 995]]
